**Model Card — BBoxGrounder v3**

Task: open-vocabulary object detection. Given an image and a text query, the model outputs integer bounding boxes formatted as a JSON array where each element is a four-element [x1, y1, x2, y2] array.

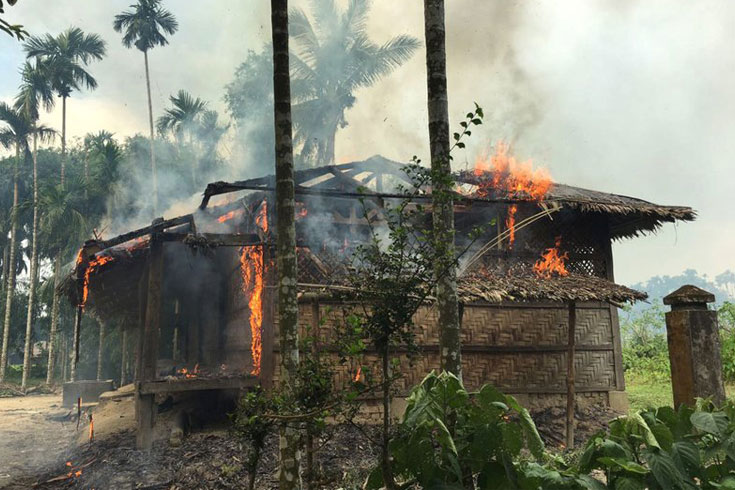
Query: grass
[[625, 374, 735, 412]]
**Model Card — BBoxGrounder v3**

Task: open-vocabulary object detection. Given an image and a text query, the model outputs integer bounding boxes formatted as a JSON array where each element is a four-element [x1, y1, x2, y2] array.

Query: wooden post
[[120, 329, 127, 387], [96, 321, 106, 381], [566, 301, 577, 449], [71, 306, 82, 382], [136, 224, 164, 450]]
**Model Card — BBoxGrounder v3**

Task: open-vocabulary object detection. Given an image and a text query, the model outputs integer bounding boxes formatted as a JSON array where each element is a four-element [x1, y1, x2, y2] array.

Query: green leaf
[[644, 448, 694, 490], [596, 457, 649, 475], [472, 118, 483, 125], [517, 462, 565, 490], [453, 132, 460, 141], [716, 476, 735, 489], [456, 142, 465, 148], [574, 475, 608, 490], [500, 422, 523, 457], [477, 462, 510, 490], [613, 476, 647, 490], [671, 441, 701, 477], [363, 466, 383, 490], [650, 422, 674, 451], [691, 410, 729, 436], [460, 121, 468, 128]]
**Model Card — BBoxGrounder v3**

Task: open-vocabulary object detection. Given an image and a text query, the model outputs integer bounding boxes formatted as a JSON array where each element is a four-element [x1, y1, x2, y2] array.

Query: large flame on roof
[[533, 236, 569, 279], [473, 142, 552, 248], [240, 201, 268, 376], [77, 249, 114, 309]]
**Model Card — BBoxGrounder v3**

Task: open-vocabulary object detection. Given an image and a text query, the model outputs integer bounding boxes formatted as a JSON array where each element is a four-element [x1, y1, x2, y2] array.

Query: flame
[[353, 366, 362, 382], [89, 415, 94, 442], [241, 245, 263, 376], [505, 205, 517, 246], [241, 201, 268, 376], [65, 461, 83, 479], [255, 201, 268, 233], [79, 253, 114, 309], [177, 363, 200, 379], [218, 210, 236, 223], [472, 142, 552, 247], [295, 202, 308, 220], [533, 236, 569, 279]]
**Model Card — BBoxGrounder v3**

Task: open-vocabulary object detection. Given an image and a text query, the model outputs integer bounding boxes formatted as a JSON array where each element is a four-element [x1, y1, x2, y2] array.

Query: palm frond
[[33, 124, 56, 144], [344, 34, 420, 91], [342, 0, 370, 37], [289, 8, 320, 66], [309, 0, 338, 38]]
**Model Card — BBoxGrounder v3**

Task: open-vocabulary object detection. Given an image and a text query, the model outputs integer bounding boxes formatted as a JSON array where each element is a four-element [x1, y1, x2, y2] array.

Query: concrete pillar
[[664, 285, 725, 407]]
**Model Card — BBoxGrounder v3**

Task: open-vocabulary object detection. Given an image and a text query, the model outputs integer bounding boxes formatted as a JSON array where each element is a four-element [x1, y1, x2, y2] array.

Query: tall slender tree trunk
[[46, 254, 62, 385], [61, 95, 67, 188], [22, 133, 40, 390], [96, 321, 105, 381], [144, 50, 159, 216], [424, 0, 462, 378], [271, 1, 301, 488], [381, 345, 397, 490], [0, 145, 20, 382]]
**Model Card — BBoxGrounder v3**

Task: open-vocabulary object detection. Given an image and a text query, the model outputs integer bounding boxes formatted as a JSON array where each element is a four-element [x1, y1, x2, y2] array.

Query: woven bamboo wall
[[269, 300, 622, 405]]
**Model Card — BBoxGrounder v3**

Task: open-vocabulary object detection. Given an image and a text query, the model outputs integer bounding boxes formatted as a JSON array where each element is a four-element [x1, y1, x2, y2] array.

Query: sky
[[0, 0, 733, 288]]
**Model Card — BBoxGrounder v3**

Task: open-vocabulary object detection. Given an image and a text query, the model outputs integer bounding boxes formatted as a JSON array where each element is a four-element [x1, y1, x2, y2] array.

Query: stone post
[[664, 285, 725, 407]]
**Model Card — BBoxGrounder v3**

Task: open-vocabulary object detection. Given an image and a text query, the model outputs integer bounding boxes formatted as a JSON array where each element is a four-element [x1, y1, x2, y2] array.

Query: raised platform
[[138, 375, 258, 395], [62, 379, 115, 407]]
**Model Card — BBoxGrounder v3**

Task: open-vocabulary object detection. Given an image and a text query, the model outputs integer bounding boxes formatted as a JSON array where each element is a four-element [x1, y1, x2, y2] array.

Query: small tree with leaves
[[341, 106, 485, 490]]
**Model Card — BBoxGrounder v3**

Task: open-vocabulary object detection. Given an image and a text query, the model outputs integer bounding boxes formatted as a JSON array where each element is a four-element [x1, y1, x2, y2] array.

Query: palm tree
[[423, 0, 461, 379], [83, 130, 114, 199], [0, 103, 32, 382], [38, 183, 88, 385], [156, 90, 207, 142], [23, 27, 106, 187], [113, 0, 178, 215], [288, 0, 420, 166], [14, 60, 56, 390], [271, 1, 300, 489], [156, 90, 207, 185]]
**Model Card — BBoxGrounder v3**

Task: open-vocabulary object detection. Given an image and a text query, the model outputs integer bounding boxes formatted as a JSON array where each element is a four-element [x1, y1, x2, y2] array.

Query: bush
[[365, 371, 549, 489]]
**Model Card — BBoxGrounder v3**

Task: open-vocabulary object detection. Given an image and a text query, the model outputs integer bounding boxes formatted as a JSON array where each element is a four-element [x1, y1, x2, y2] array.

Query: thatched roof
[[202, 156, 695, 241], [456, 267, 647, 305]]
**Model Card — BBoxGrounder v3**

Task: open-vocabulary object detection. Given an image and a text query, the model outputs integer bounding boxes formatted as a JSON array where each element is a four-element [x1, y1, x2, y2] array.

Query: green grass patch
[[626, 375, 735, 412]]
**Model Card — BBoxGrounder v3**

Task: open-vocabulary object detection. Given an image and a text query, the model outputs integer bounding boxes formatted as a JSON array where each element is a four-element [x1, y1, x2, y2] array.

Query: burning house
[[60, 152, 694, 448]]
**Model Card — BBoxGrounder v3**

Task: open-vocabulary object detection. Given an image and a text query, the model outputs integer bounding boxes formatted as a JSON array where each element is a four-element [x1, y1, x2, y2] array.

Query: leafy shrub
[[620, 304, 671, 383], [366, 371, 554, 489], [229, 387, 275, 490], [720, 302, 735, 383]]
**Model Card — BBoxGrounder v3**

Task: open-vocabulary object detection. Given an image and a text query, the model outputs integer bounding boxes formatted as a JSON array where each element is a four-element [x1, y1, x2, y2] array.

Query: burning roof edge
[[201, 156, 695, 240]]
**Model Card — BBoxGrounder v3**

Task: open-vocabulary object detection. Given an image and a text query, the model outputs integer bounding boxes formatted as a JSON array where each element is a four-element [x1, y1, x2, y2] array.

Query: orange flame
[[241, 201, 268, 376], [473, 142, 552, 247], [79, 254, 114, 309], [88, 415, 94, 442], [295, 203, 308, 220], [533, 236, 569, 279], [177, 363, 200, 379], [218, 210, 235, 223], [353, 366, 362, 382]]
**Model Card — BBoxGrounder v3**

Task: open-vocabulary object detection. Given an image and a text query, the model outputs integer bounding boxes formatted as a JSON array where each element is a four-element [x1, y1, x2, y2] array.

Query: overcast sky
[[1, 0, 733, 288]]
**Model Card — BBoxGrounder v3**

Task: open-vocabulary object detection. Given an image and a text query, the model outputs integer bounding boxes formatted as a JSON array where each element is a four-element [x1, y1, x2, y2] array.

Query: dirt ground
[[0, 394, 77, 489], [0, 387, 619, 489]]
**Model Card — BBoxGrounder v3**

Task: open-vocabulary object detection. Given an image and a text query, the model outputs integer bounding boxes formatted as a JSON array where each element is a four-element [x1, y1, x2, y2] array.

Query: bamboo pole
[[71, 306, 82, 382], [566, 301, 577, 449]]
